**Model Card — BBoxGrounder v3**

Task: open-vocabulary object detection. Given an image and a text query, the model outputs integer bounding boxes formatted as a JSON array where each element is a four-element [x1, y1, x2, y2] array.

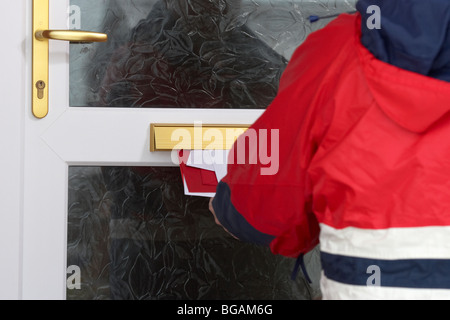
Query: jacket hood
[[356, 1, 450, 133], [357, 0, 450, 82]]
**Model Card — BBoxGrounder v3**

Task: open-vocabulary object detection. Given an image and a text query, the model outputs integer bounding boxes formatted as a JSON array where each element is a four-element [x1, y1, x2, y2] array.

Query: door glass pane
[[69, 0, 356, 108], [67, 166, 322, 300]]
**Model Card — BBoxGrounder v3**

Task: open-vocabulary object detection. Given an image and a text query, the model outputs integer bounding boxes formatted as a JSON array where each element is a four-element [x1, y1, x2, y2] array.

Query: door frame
[[0, 0, 27, 301]]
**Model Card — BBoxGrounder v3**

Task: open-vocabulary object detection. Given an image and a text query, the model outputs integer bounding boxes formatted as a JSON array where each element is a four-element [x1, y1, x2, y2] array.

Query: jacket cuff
[[212, 181, 275, 246]]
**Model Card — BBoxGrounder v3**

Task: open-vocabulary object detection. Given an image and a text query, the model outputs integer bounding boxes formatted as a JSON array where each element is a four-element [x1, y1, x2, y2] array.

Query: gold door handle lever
[[32, 0, 109, 119], [35, 30, 107, 42]]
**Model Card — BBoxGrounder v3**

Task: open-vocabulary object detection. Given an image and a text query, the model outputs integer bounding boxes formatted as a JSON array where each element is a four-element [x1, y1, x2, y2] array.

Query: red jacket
[[212, 13, 450, 299]]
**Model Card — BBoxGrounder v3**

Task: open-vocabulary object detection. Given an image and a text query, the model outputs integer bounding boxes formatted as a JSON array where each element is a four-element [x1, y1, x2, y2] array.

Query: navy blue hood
[[357, 0, 450, 82]]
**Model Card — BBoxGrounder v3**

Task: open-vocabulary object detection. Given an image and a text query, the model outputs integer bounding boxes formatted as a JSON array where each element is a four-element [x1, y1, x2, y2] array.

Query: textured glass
[[67, 166, 322, 300], [69, 0, 356, 108], [66, 0, 357, 300]]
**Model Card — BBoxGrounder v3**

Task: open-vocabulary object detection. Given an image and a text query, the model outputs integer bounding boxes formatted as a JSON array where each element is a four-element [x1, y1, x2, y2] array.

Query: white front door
[[3, 0, 356, 300]]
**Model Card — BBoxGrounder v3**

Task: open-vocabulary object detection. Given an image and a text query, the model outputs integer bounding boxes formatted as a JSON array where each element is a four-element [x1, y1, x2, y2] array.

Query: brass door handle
[[35, 30, 107, 43], [32, 0, 108, 119]]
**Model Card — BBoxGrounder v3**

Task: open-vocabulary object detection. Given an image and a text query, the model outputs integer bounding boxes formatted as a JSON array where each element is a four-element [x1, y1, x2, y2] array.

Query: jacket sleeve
[[211, 83, 323, 258], [210, 14, 350, 257], [212, 182, 275, 246]]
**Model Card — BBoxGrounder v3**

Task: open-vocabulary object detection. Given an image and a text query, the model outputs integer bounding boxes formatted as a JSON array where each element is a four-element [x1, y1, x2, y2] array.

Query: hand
[[209, 197, 239, 240]]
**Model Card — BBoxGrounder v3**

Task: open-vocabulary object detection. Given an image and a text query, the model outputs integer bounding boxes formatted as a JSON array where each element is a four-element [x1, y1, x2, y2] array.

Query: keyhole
[[36, 80, 46, 99]]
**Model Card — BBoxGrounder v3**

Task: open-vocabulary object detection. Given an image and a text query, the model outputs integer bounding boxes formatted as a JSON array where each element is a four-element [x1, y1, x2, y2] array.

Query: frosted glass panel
[[69, 0, 356, 108], [67, 166, 322, 300], [66, 0, 357, 300]]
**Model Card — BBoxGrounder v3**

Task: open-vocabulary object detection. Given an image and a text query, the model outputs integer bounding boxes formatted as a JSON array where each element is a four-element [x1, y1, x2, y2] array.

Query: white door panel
[[41, 108, 262, 165]]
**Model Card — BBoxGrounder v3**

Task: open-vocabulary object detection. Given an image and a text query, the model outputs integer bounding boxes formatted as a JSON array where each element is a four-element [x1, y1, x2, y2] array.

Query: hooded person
[[209, 0, 450, 300]]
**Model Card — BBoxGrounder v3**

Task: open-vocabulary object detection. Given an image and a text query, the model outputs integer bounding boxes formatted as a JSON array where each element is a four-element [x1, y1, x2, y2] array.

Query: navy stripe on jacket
[[212, 181, 275, 246], [322, 251, 450, 289]]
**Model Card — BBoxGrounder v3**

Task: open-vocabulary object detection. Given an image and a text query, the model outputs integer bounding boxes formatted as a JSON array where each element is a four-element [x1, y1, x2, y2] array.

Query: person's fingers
[[208, 197, 239, 240], [209, 197, 214, 214], [208, 197, 220, 225]]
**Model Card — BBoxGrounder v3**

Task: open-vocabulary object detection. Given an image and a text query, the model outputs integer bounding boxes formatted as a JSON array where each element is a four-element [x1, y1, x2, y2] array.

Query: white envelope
[[183, 149, 230, 197], [186, 150, 215, 171]]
